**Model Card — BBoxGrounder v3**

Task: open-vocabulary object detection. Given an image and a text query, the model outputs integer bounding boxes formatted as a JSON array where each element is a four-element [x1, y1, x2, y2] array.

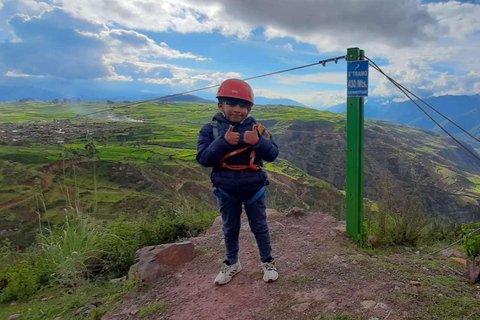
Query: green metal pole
[[346, 47, 365, 242]]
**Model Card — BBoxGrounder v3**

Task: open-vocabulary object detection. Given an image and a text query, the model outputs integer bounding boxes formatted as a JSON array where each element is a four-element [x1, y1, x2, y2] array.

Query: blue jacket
[[196, 112, 279, 197]]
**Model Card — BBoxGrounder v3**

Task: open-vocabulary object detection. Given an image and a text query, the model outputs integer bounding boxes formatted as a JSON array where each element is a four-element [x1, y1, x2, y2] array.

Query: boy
[[196, 79, 279, 285]]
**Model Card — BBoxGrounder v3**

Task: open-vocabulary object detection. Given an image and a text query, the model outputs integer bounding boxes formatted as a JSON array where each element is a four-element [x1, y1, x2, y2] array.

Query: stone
[[8, 314, 21, 320], [409, 281, 421, 286], [368, 235, 378, 246], [129, 242, 195, 285], [291, 302, 311, 313], [466, 259, 480, 283], [109, 276, 126, 283], [374, 302, 388, 309], [361, 300, 376, 309], [266, 208, 280, 217], [286, 207, 307, 217], [120, 305, 139, 315], [333, 221, 346, 233]]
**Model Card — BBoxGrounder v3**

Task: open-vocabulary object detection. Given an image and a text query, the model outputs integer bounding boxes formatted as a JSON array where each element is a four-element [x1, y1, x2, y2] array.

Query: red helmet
[[216, 79, 254, 104]]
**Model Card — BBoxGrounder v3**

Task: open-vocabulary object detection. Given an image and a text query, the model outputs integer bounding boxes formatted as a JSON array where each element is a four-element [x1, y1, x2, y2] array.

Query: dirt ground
[[103, 210, 472, 320]]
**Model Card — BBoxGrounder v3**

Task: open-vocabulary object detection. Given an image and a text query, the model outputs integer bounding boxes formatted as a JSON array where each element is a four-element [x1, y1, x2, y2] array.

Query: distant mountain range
[[0, 85, 306, 107], [326, 94, 480, 151]]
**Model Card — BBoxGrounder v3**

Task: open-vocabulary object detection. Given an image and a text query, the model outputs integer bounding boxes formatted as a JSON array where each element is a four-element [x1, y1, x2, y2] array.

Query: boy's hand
[[244, 124, 260, 145], [224, 125, 240, 145]]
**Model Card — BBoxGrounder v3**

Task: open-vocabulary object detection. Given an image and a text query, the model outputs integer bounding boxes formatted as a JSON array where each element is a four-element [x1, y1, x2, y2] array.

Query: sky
[[0, 0, 479, 108]]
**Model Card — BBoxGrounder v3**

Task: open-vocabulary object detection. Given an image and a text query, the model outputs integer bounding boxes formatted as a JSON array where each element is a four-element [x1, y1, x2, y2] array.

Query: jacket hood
[[212, 112, 256, 126]]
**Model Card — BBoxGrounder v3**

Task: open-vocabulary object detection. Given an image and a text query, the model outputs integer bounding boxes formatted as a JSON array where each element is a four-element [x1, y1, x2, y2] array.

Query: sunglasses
[[222, 98, 252, 108]]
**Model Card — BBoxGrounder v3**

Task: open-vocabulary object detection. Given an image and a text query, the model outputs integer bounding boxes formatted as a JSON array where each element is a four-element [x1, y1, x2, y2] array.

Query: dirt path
[[103, 210, 471, 320]]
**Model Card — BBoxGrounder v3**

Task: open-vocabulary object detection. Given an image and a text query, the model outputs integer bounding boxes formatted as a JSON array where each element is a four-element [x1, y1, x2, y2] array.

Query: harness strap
[[211, 120, 219, 139], [220, 147, 260, 171], [216, 186, 266, 205], [214, 121, 270, 171]]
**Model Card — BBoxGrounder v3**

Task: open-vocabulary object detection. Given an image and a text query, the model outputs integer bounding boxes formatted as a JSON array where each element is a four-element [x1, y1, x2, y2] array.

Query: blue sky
[[0, 0, 479, 108]]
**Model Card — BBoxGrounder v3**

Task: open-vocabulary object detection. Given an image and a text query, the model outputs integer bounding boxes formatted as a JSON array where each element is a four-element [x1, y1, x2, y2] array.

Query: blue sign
[[347, 60, 368, 97]]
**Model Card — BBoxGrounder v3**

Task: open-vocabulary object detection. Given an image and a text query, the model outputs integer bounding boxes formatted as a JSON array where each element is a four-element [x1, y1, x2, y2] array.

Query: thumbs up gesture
[[224, 125, 240, 145], [244, 124, 260, 145]]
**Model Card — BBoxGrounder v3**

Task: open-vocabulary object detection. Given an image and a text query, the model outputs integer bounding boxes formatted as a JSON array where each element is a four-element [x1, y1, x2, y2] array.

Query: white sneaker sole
[[263, 273, 279, 283], [214, 264, 242, 286]]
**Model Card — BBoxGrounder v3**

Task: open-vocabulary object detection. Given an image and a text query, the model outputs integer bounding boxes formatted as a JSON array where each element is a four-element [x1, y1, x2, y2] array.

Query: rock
[[374, 302, 388, 309], [466, 259, 480, 283], [266, 208, 280, 217], [130, 308, 139, 315], [361, 300, 376, 309], [333, 221, 346, 233], [129, 241, 195, 285], [409, 281, 421, 286], [368, 235, 378, 246], [8, 314, 21, 320], [291, 302, 311, 312], [120, 305, 139, 315], [74, 304, 96, 317], [109, 276, 126, 283], [286, 207, 307, 217]]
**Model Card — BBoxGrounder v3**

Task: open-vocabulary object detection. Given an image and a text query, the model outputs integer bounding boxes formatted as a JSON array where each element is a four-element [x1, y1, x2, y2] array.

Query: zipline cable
[[367, 59, 480, 162], [365, 57, 480, 146], [80, 55, 346, 118], [426, 226, 480, 256]]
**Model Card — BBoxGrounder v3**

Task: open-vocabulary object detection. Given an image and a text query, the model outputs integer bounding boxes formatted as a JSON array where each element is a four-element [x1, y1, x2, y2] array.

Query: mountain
[[255, 97, 306, 107], [326, 94, 480, 153], [166, 95, 307, 107], [0, 101, 479, 242], [326, 94, 480, 133], [163, 94, 215, 103], [0, 86, 61, 101]]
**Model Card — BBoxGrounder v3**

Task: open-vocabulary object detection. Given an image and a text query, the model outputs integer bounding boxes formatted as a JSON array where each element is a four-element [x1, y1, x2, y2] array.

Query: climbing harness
[[211, 120, 271, 171]]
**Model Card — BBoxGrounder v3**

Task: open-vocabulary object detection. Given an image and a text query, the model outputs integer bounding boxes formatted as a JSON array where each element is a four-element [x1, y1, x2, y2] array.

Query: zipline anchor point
[[346, 47, 365, 243]]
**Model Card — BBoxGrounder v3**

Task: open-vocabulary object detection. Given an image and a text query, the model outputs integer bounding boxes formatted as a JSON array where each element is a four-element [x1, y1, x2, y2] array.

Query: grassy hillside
[[0, 101, 346, 247], [0, 100, 479, 248], [1, 100, 479, 319]]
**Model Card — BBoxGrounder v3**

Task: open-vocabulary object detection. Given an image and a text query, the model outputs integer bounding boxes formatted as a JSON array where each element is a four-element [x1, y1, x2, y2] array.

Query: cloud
[[138, 71, 241, 87], [56, 0, 439, 51], [57, 0, 253, 38], [0, 8, 208, 81], [255, 87, 345, 108], [106, 29, 206, 61], [276, 72, 345, 86], [2, 9, 110, 79], [0, 0, 52, 32], [276, 43, 293, 52], [371, 63, 480, 98]]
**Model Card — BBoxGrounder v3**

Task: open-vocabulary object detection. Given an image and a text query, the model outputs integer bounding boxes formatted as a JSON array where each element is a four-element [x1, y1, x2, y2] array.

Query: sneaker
[[262, 259, 279, 283], [214, 260, 242, 285]]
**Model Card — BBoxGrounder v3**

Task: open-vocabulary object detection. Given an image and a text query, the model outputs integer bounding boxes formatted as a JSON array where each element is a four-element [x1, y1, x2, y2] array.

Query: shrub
[[364, 195, 430, 246], [0, 260, 42, 302], [39, 214, 104, 287], [0, 241, 49, 302], [99, 218, 143, 277], [461, 222, 480, 261]]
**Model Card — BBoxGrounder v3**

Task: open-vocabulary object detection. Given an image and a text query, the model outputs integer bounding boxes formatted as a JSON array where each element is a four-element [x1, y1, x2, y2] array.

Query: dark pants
[[213, 188, 273, 265]]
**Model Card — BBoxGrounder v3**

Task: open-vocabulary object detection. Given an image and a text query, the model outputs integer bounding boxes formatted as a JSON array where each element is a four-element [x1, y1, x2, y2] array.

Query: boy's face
[[218, 98, 252, 123]]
